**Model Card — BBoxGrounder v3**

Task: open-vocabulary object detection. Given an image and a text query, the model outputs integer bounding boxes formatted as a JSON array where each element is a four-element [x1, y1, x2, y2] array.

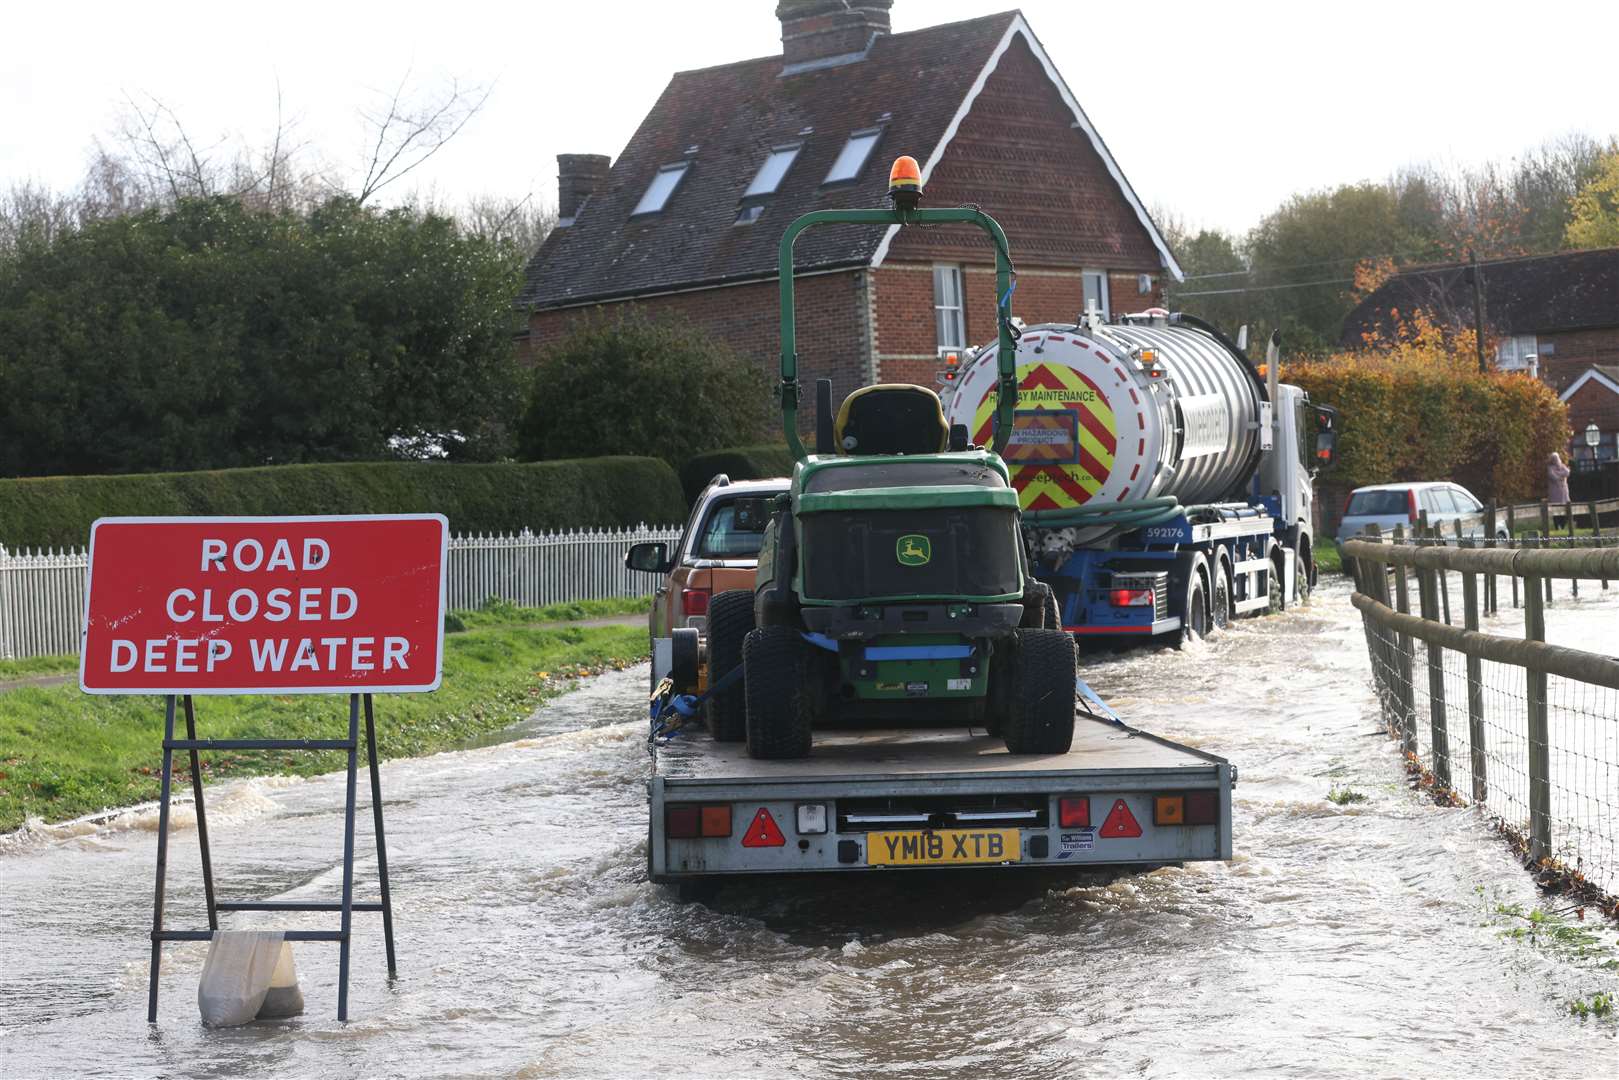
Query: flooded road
[[3, 580, 1615, 1078]]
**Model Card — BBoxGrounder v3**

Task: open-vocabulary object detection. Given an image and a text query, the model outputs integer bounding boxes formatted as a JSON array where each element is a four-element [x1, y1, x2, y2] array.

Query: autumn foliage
[[1286, 313, 1569, 502]]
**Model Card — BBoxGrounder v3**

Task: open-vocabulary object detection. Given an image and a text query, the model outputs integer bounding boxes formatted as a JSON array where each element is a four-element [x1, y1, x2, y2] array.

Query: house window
[[632, 161, 690, 216], [824, 128, 882, 184], [1495, 334, 1538, 372], [933, 266, 965, 354], [745, 143, 802, 197], [1082, 270, 1110, 319]]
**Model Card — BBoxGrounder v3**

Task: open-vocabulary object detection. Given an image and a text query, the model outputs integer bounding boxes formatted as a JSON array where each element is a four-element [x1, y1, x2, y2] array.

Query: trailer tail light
[[1184, 790, 1219, 825], [667, 806, 700, 838], [667, 803, 732, 838], [681, 588, 711, 617], [1109, 588, 1154, 607], [1153, 795, 1184, 825], [1058, 797, 1090, 828], [1407, 489, 1419, 523], [1153, 792, 1219, 826]]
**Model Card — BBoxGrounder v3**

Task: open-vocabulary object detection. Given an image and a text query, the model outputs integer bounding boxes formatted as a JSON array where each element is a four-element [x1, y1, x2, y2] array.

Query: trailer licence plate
[[865, 829, 1020, 867]]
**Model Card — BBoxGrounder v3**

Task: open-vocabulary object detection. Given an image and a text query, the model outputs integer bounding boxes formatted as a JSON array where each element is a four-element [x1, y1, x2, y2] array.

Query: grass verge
[[0, 655, 79, 681], [1314, 543, 1344, 576], [0, 615, 648, 832]]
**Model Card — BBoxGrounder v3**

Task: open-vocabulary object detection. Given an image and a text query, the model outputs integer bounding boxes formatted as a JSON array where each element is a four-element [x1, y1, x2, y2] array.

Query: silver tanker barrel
[[942, 313, 1268, 542]]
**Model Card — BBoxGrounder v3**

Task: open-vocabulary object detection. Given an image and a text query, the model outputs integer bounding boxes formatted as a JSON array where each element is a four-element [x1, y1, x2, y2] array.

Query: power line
[[1174, 277, 1355, 298], [1176, 242, 1576, 283]]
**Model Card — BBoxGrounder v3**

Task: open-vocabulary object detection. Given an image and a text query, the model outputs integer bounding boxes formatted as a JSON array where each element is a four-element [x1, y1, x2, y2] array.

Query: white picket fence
[[0, 524, 681, 662]]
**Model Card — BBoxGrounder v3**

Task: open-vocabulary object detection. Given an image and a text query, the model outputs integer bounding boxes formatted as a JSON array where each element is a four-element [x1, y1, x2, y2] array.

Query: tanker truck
[[942, 309, 1337, 642]]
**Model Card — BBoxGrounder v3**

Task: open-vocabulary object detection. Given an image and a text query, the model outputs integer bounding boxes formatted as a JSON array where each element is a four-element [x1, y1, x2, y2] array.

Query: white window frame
[[1082, 270, 1110, 319], [744, 143, 802, 198], [632, 161, 691, 216], [1495, 334, 1538, 372], [823, 128, 882, 185], [933, 265, 966, 355]]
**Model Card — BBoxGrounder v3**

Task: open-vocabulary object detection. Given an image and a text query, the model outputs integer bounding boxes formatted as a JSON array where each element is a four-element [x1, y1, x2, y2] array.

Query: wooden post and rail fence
[[1342, 529, 1619, 898]]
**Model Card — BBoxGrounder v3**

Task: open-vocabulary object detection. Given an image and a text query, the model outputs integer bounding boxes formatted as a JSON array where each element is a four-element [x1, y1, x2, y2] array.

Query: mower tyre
[[743, 626, 815, 759], [704, 589, 754, 741], [1000, 627, 1076, 755]]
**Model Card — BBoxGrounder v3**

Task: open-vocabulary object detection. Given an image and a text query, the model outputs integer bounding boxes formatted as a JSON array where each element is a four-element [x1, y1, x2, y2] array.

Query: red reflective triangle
[[740, 807, 786, 848], [1098, 798, 1142, 839]]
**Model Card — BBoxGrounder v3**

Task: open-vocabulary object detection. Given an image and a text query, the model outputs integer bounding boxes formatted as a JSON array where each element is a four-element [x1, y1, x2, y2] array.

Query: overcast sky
[[4, 0, 1615, 235]]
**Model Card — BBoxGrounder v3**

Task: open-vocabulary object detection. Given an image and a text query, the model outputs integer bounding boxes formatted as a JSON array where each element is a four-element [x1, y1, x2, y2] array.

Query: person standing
[[1547, 451, 1571, 504]]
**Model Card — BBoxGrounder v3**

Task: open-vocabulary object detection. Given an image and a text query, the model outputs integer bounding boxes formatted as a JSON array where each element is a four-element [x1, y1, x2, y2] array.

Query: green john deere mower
[[704, 155, 1075, 760]]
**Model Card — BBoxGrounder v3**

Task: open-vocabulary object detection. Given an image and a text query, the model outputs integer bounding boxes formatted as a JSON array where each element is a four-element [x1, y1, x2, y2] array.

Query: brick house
[[1559, 365, 1619, 483], [1339, 247, 1619, 394], [516, 2, 1180, 419]]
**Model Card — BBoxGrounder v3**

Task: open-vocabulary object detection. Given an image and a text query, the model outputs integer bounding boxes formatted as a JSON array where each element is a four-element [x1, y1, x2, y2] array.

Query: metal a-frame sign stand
[[147, 691, 396, 1022]]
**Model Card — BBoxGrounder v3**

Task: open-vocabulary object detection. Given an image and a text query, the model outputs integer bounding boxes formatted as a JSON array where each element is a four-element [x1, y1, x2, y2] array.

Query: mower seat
[[833, 384, 949, 455]]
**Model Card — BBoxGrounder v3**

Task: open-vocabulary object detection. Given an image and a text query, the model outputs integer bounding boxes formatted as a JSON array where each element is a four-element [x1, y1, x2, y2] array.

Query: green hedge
[[680, 444, 798, 503], [0, 457, 686, 547]]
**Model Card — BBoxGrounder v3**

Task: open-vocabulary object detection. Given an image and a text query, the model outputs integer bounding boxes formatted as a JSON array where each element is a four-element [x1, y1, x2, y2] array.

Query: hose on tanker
[[1021, 496, 1184, 531]]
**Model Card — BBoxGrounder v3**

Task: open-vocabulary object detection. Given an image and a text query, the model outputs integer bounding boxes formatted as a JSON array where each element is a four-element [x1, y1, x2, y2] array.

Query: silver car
[[1335, 481, 1506, 546]]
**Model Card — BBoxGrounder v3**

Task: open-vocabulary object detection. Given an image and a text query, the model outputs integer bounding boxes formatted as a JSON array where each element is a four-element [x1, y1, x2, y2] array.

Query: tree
[[0, 197, 525, 477], [1565, 149, 1619, 249], [518, 313, 774, 467]]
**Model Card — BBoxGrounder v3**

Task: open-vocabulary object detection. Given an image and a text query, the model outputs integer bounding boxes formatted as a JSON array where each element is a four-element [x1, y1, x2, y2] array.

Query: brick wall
[[524, 269, 871, 428], [1565, 376, 1619, 449], [882, 32, 1163, 273], [871, 262, 1166, 386], [1535, 327, 1619, 392]]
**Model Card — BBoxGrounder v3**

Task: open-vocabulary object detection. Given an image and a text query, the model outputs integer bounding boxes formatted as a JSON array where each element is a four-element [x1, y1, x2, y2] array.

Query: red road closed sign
[[80, 515, 448, 695]]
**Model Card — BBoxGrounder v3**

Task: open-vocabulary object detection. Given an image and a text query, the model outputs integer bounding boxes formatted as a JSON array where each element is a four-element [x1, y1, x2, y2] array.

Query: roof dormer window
[[744, 142, 803, 198], [632, 161, 691, 216], [823, 128, 882, 185]]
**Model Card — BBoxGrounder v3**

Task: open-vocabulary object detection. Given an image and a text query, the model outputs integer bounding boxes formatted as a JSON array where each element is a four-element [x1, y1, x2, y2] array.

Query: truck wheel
[[1211, 562, 1232, 632], [1177, 575, 1208, 648], [704, 590, 755, 740], [1001, 628, 1076, 755], [743, 626, 815, 759], [1295, 544, 1313, 603], [1267, 555, 1285, 613]]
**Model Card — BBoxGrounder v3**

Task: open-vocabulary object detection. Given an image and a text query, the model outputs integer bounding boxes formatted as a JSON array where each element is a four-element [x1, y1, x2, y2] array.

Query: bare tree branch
[[354, 72, 494, 204]]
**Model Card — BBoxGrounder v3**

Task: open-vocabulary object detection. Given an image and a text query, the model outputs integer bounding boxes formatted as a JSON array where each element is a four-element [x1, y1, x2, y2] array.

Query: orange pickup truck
[[626, 473, 788, 692]]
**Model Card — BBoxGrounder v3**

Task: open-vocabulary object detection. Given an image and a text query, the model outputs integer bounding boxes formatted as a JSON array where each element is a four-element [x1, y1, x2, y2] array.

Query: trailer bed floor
[[657, 716, 1219, 782]]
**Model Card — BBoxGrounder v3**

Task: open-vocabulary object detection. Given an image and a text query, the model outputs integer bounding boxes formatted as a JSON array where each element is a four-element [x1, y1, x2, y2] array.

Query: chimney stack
[[777, 0, 892, 71], [556, 154, 610, 225]]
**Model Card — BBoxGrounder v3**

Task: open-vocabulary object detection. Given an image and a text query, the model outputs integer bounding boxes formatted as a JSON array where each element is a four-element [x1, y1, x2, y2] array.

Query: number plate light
[[796, 804, 828, 835]]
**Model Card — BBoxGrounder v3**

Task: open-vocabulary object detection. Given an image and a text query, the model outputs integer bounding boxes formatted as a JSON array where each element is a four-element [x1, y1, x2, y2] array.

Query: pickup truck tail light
[[681, 588, 711, 617], [1407, 489, 1419, 523]]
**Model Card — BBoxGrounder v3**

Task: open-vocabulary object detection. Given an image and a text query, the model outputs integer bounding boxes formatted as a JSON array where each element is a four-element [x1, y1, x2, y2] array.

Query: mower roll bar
[[778, 207, 1019, 462]]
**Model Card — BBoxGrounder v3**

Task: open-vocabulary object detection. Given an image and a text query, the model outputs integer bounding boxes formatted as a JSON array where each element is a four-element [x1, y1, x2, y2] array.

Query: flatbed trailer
[[647, 706, 1234, 883]]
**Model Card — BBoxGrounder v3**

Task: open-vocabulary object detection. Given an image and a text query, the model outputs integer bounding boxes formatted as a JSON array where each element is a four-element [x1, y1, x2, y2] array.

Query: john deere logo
[[896, 534, 931, 566]]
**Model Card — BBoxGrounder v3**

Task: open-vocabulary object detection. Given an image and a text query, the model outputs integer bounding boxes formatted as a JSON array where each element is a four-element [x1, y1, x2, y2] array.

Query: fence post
[[1483, 501, 1497, 614], [1567, 501, 1578, 598], [1593, 499, 1608, 590], [1506, 505, 1520, 608], [1539, 502, 1554, 605], [1415, 560, 1452, 791], [1522, 569, 1551, 862], [1460, 566, 1487, 803], [1390, 526, 1418, 756]]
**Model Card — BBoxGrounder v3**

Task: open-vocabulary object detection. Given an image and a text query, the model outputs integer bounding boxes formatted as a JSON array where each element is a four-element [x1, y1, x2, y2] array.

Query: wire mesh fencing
[[1345, 529, 1619, 903], [0, 524, 683, 661]]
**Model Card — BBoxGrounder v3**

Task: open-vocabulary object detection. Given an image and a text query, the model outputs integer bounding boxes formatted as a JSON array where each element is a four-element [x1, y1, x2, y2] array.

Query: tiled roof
[[1340, 247, 1619, 345], [517, 12, 1025, 310]]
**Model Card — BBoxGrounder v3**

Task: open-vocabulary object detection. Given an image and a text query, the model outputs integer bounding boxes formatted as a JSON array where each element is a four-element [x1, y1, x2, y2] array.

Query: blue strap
[[802, 632, 838, 653], [1075, 676, 1124, 726]]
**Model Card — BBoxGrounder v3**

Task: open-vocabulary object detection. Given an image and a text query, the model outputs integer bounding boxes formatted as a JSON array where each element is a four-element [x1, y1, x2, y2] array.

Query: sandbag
[[256, 942, 305, 1019], [196, 931, 284, 1027]]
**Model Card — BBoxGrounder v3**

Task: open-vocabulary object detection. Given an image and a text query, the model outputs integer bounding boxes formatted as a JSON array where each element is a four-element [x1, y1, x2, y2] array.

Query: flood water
[[3, 580, 1616, 1078]]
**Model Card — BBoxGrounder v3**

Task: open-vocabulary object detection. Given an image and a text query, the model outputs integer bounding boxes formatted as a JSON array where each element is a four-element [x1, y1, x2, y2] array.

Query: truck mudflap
[[647, 700, 1235, 882]]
